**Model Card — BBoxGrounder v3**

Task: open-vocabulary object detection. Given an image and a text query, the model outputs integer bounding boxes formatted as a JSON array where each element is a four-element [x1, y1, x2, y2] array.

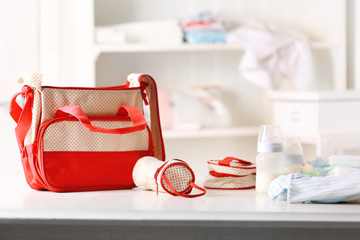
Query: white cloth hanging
[[329, 155, 360, 168], [227, 19, 315, 90]]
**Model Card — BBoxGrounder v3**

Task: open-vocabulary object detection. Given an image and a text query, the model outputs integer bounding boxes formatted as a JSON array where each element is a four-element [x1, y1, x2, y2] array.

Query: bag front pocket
[[38, 115, 153, 192]]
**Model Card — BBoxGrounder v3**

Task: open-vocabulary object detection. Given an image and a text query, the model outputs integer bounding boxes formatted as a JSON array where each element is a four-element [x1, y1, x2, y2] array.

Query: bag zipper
[[42, 86, 141, 90]]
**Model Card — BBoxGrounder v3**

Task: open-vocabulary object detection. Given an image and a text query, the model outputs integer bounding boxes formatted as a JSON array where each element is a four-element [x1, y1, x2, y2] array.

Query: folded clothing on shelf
[[203, 157, 256, 190], [326, 155, 360, 176], [305, 155, 360, 177], [329, 165, 360, 176], [180, 11, 226, 44], [183, 31, 226, 44], [161, 86, 232, 131], [310, 156, 332, 176], [95, 27, 126, 44], [329, 155, 360, 168], [268, 172, 360, 203], [158, 90, 174, 130], [95, 20, 183, 44]]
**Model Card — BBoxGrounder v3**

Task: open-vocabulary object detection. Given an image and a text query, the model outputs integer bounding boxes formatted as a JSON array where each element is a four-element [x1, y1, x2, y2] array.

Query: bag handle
[[162, 174, 206, 198], [137, 74, 166, 160], [9, 86, 34, 149], [10, 85, 46, 190], [218, 157, 253, 167], [55, 104, 147, 134]]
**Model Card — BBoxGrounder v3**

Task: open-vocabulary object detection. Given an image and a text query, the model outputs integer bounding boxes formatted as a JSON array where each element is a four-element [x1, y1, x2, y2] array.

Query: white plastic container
[[270, 91, 360, 139], [270, 91, 360, 157], [256, 125, 285, 194]]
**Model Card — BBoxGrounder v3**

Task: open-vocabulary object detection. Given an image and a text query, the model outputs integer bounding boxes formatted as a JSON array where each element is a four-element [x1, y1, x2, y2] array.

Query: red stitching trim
[[207, 160, 256, 169], [209, 171, 248, 178], [204, 186, 255, 190]]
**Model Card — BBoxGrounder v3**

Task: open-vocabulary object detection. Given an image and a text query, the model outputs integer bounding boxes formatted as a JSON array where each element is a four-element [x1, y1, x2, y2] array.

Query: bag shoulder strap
[[128, 74, 165, 161], [10, 86, 34, 149]]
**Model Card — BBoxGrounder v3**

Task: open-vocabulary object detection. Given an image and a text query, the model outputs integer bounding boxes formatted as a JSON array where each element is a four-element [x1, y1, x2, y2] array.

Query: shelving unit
[[163, 126, 259, 139], [93, 39, 340, 150], [90, 0, 347, 167]]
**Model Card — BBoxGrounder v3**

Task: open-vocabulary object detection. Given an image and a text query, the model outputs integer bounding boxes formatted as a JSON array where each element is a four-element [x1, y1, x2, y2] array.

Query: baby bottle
[[284, 137, 304, 174], [256, 125, 285, 194]]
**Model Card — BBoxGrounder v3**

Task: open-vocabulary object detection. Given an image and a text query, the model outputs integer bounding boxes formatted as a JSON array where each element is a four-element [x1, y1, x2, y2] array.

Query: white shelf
[[95, 43, 244, 53], [93, 42, 335, 60], [268, 90, 360, 102], [163, 126, 260, 139]]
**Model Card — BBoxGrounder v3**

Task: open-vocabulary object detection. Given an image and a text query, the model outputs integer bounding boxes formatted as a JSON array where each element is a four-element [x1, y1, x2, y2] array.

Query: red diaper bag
[[9, 73, 165, 192]]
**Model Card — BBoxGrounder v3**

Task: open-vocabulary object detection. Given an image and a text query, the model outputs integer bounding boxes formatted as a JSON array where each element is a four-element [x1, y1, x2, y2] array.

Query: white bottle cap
[[257, 125, 284, 153]]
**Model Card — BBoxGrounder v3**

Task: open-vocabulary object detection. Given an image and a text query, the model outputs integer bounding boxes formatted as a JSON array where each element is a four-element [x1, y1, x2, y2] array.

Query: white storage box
[[269, 91, 360, 141]]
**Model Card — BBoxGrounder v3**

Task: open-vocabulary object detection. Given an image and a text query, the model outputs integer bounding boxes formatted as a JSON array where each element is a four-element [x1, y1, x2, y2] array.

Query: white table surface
[[1, 177, 360, 223]]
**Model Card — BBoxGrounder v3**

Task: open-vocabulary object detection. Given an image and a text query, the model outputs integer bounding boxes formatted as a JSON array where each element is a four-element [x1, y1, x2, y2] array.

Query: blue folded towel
[[184, 31, 226, 44]]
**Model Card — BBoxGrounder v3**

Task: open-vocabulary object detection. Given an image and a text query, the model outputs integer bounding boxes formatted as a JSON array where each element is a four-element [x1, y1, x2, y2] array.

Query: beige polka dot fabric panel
[[204, 174, 256, 189], [23, 73, 42, 145], [43, 120, 149, 152], [162, 164, 193, 192], [41, 88, 144, 124]]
